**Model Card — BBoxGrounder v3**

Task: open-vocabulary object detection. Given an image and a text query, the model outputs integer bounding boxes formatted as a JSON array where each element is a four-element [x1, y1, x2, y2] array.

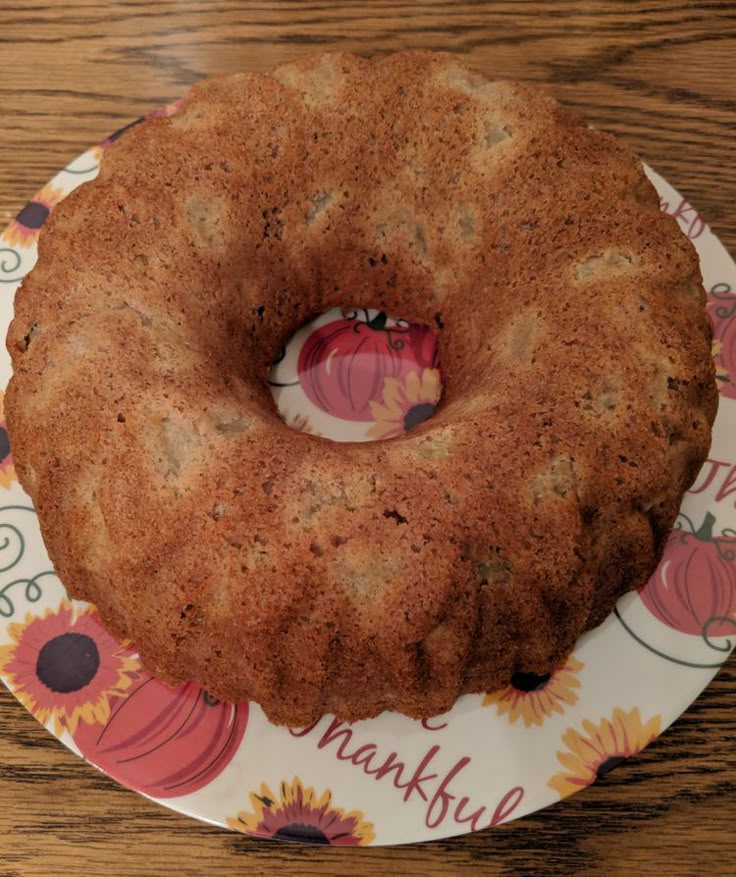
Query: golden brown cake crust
[[5, 51, 717, 725]]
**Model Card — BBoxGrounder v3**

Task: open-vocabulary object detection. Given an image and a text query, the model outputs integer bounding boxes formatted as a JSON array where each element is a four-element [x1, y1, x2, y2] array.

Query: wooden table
[[1, 2, 735, 874]]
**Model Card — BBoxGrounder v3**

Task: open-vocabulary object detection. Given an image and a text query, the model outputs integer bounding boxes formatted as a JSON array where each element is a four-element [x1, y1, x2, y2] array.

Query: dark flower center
[[596, 754, 627, 780], [272, 823, 331, 845], [36, 632, 100, 693], [0, 425, 10, 464], [510, 671, 551, 693], [16, 201, 50, 231], [404, 402, 435, 432]]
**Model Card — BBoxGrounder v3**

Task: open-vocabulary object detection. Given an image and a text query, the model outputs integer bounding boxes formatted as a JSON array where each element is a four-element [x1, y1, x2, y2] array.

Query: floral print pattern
[[708, 282, 736, 400], [0, 599, 139, 736], [296, 308, 440, 423], [483, 655, 584, 727], [548, 707, 661, 799], [2, 183, 64, 248], [368, 368, 442, 440], [228, 777, 375, 845], [0, 390, 17, 490]]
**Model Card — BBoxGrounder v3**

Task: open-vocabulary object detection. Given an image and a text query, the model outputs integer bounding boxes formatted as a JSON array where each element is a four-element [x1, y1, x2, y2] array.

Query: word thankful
[[660, 196, 706, 240], [689, 458, 736, 505], [290, 717, 524, 832]]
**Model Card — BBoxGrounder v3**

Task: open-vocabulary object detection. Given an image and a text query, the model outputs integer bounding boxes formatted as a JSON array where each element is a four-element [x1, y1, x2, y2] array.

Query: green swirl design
[[702, 615, 736, 653], [614, 607, 733, 669], [0, 570, 59, 619], [0, 248, 23, 284], [0, 521, 24, 574], [65, 159, 100, 175], [0, 506, 53, 618]]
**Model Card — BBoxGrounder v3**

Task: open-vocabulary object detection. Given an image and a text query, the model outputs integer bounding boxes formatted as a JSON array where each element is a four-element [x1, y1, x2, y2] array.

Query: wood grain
[[1, 2, 735, 873]]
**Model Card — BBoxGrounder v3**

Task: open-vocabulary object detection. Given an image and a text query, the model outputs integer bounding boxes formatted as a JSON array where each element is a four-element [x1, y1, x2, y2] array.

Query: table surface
[[1, 2, 735, 874]]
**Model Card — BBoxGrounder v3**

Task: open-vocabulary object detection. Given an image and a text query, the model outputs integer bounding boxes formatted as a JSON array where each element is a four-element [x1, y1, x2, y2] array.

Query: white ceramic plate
[[0, 111, 734, 845]]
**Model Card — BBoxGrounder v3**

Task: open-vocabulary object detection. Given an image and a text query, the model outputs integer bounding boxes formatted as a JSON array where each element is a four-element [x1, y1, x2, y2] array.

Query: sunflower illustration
[[2, 183, 64, 248], [548, 706, 661, 799], [0, 390, 16, 490], [0, 599, 140, 736], [227, 777, 375, 845], [482, 654, 584, 727], [368, 367, 442, 440]]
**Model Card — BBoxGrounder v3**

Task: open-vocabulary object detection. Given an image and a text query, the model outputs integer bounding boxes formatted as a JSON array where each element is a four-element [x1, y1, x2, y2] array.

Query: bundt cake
[[5, 51, 717, 725]]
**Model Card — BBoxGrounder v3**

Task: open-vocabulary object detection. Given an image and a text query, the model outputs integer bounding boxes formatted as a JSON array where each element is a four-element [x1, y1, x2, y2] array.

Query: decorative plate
[[1, 109, 734, 846]]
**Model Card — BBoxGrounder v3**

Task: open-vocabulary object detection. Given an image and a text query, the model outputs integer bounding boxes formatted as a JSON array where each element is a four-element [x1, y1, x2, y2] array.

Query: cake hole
[[383, 508, 408, 525], [22, 323, 42, 350], [269, 306, 443, 443]]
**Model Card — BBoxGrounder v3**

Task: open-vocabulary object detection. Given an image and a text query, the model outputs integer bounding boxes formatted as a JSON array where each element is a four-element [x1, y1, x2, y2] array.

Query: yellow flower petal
[[404, 370, 422, 403], [378, 377, 405, 417], [420, 368, 442, 403], [367, 419, 403, 440], [548, 707, 662, 799], [227, 776, 375, 844], [482, 655, 583, 728]]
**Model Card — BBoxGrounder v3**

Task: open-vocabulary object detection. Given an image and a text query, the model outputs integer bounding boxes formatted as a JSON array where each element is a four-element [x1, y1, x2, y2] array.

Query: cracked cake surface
[[5, 51, 717, 725]]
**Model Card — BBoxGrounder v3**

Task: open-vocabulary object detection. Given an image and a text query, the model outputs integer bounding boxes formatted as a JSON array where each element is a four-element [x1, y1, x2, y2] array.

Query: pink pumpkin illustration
[[73, 677, 248, 798], [707, 282, 736, 400], [639, 512, 736, 637], [297, 310, 439, 421]]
